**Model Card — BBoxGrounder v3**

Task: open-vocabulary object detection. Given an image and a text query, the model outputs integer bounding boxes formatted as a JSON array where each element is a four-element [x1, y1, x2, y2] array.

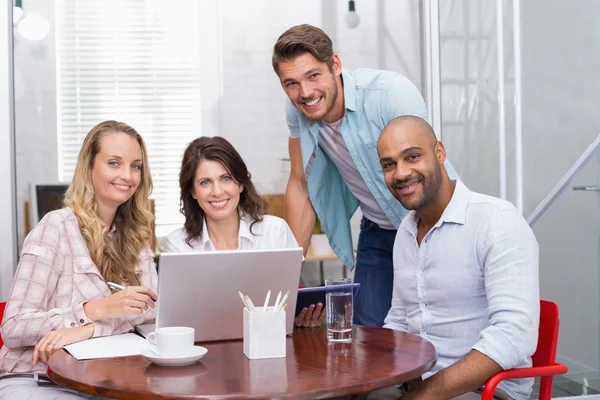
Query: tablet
[[295, 283, 361, 316]]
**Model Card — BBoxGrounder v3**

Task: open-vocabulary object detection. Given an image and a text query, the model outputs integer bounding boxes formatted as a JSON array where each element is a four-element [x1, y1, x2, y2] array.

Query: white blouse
[[162, 214, 299, 252]]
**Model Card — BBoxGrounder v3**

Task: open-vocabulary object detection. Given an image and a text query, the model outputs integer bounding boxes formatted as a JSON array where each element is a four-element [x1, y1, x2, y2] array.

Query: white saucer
[[142, 346, 208, 367]]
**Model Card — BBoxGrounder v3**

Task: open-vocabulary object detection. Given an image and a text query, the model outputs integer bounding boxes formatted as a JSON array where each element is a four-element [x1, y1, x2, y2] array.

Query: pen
[[107, 281, 156, 302], [107, 282, 125, 291], [275, 290, 290, 312], [263, 290, 271, 312], [273, 290, 282, 311], [245, 295, 257, 312], [238, 291, 249, 309]]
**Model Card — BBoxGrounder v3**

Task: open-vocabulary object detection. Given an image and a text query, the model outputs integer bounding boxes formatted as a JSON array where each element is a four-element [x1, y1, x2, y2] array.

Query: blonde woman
[[0, 121, 157, 399]]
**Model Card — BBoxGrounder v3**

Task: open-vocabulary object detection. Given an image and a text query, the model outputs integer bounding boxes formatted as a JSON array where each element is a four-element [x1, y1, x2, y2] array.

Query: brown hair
[[272, 24, 334, 75], [64, 120, 153, 286], [179, 136, 267, 245]]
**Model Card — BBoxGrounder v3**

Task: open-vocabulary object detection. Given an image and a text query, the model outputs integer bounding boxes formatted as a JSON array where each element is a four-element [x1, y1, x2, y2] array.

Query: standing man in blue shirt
[[271, 24, 457, 326]]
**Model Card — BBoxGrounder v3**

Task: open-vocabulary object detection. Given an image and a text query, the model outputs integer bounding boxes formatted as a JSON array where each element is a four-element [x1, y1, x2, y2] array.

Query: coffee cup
[[146, 326, 195, 357]]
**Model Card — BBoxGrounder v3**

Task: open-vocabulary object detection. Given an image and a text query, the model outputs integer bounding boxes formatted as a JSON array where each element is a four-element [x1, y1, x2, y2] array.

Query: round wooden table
[[48, 326, 437, 399]]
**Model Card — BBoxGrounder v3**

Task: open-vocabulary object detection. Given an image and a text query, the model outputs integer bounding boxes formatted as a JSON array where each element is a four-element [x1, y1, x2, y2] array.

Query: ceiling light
[[345, 0, 361, 29], [17, 12, 50, 41]]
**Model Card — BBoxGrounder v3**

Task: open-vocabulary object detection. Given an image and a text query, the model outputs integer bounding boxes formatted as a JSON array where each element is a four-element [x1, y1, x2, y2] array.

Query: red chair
[[0, 301, 6, 348], [482, 300, 568, 400]]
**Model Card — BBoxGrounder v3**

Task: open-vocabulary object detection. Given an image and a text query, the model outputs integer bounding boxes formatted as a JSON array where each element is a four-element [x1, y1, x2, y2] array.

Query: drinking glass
[[325, 278, 353, 343]]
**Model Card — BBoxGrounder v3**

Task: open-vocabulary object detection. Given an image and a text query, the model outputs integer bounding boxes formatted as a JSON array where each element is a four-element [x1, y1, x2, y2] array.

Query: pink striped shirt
[[0, 207, 157, 373]]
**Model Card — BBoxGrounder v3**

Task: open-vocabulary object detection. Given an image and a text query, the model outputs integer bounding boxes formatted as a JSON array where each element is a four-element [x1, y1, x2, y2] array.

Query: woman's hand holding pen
[[84, 286, 157, 321]]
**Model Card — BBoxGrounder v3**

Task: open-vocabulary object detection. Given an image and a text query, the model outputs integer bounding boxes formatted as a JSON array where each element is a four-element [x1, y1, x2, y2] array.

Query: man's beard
[[393, 164, 442, 210], [300, 77, 338, 122]]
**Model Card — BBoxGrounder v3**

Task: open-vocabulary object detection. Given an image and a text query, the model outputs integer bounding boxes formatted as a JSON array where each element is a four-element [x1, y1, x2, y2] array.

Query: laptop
[[135, 248, 304, 342]]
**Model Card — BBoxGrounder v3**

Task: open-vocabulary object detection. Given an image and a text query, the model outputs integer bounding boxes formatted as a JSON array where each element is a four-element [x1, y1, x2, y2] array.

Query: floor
[[538, 376, 600, 398]]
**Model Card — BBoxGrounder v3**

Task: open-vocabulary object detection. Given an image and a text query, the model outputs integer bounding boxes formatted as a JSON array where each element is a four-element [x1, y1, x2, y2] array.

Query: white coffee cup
[[146, 326, 195, 357]]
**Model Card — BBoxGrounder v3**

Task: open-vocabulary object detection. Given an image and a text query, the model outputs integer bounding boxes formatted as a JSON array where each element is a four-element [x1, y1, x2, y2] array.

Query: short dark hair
[[272, 24, 334, 75], [179, 136, 267, 245]]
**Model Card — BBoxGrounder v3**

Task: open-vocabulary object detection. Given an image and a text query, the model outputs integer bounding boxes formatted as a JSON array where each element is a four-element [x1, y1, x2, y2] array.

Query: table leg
[[319, 261, 325, 286], [299, 274, 310, 288]]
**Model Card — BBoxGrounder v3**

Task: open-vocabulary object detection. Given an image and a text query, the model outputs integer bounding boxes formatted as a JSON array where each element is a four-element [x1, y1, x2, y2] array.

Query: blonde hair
[[64, 120, 153, 286]]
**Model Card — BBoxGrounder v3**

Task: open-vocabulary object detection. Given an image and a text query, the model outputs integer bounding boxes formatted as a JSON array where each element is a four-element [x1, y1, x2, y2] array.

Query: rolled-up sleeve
[[285, 98, 301, 139], [472, 209, 540, 370]]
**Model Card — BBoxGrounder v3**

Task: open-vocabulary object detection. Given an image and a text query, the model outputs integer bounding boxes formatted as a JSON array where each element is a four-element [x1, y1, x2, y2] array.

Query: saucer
[[142, 346, 208, 367]]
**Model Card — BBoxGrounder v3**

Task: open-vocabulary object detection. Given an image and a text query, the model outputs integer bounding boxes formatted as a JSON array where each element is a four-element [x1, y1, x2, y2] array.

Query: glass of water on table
[[325, 278, 353, 343]]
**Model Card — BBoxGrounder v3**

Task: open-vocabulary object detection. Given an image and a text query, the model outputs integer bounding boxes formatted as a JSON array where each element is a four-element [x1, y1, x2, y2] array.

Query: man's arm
[[285, 137, 316, 255], [403, 350, 502, 400]]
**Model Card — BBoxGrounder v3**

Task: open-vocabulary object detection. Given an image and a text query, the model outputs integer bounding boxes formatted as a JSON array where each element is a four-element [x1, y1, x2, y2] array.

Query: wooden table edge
[[48, 356, 437, 400], [47, 326, 438, 400]]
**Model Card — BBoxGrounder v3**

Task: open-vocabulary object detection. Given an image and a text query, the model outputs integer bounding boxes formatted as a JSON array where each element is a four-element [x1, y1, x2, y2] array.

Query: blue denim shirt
[[286, 68, 457, 269]]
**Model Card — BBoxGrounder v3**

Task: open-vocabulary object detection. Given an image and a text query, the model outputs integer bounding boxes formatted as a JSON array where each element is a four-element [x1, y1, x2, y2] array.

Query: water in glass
[[326, 278, 353, 343]]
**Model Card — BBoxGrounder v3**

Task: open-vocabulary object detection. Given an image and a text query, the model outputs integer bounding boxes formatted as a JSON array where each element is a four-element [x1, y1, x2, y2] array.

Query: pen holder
[[243, 307, 286, 360]]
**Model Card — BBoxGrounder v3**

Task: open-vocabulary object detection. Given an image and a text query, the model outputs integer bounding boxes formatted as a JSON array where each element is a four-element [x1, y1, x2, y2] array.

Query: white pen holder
[[243, 306, 286, 360]]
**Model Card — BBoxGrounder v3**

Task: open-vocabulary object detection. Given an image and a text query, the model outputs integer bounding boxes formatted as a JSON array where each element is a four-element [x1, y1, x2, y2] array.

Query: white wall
[[14, 0, 424, 254], [521, 0, 600, 381], [219, 0, 423, 198], [0, 1, 18, 300], [13, 0, 58, 248]]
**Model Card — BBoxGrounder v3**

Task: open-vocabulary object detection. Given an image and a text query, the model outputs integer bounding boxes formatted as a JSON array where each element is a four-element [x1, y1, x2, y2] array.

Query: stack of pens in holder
[[239, 290, 288, 359]]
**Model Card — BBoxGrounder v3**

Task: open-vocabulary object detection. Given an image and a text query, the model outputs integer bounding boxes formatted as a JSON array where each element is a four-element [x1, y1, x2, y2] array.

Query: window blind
[[56, 0, 202, 228]]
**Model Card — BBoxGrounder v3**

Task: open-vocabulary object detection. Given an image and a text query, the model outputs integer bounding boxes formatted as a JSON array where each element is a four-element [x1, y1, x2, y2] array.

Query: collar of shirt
[[399, 180, 469, 238], [341, 69, 357, 113], [199, 213, 256, 250]]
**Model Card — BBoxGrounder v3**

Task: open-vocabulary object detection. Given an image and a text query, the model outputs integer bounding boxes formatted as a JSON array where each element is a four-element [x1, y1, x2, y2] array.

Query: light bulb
[[345, 1, 360, 29], [17, 12, 50, 41], [345, 11, 360, 29], [13, 6, 23, 25]]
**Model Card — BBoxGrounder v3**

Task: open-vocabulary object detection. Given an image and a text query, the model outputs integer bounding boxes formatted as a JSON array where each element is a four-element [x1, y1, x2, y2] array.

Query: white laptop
[[135, 248, 303, 342]]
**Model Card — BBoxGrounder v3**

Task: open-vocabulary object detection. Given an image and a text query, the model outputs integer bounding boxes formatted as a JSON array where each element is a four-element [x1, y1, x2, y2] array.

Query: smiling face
[[91, 132, 143, 213], [192, 159, 244, 224], [378, 119, 446, 211], [278, 53, 343, 122]]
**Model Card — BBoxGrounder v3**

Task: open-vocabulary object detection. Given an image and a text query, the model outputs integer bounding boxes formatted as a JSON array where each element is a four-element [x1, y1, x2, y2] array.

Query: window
[[56, 0, 203, 229]]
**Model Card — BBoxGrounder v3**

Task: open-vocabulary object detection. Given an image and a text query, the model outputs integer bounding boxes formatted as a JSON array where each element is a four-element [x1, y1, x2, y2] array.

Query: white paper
[[64, 333, 149, 360]]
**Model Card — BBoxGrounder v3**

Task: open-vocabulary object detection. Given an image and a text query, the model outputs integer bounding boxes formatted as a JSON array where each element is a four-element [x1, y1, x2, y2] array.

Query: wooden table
[[48, 326, 437, 399]]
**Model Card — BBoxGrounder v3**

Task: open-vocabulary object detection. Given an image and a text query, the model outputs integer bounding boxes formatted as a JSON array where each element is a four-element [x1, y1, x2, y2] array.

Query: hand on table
[[295, 303, 326, 328], [32, 324, 94, 365]]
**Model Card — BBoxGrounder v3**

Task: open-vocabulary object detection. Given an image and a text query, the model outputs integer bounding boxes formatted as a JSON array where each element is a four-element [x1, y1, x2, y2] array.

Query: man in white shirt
[[378, 116, 539, 399]]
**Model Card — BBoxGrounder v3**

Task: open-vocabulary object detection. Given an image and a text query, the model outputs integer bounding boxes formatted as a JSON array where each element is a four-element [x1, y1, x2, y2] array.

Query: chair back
[[535, 300, 561, 399], [533, 300, 560, 367], [0, 301, 6, 348]]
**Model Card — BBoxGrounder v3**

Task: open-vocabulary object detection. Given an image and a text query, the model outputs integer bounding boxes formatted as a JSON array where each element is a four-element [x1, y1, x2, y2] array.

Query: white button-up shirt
[[162, 214, 299, 252], [384, 181, 539, 399]]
